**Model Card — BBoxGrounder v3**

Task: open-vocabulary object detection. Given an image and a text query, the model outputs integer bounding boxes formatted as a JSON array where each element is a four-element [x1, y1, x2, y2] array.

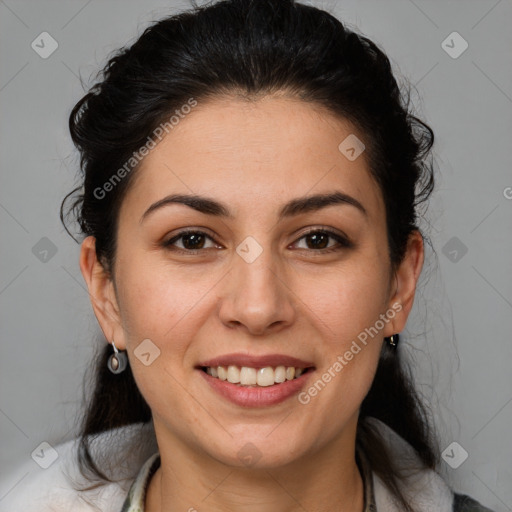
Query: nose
[[217, 242, 296, 336]]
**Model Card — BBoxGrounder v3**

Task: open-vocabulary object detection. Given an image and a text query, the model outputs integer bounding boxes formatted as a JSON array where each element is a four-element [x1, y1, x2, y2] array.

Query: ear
[[79, 236, 126, 350], [383, 230, 424, 337]]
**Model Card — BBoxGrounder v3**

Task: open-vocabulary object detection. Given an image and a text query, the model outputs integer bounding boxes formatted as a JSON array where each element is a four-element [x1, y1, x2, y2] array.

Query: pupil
[[307, 233, 328, 249], [183, 233, 204, 250]]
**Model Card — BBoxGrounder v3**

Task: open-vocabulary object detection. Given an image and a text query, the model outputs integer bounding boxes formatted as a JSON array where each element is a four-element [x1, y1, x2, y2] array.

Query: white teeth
[[257, 367, 275, 386], [227, 365, 240, 384], [217, 366, 227, 380], [274, 365, 286, 383], [204, 365, 309, 386], [240, 367, 257, 385]]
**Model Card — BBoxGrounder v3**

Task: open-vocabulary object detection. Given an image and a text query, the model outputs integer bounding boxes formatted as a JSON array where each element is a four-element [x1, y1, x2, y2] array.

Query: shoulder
[[453, 493, 496, 512], [0, 422, 157, 512], [364, 418, 496, 512], [0, 437, 127, 512]]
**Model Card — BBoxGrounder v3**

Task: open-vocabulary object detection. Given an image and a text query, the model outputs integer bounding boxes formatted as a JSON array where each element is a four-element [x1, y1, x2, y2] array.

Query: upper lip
[[198, 353, 315, 369]]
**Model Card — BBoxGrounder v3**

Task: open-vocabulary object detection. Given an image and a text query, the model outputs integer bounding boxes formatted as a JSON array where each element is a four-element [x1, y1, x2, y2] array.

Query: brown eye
[[163, 230, 218, 252], [293, 229, 353, 253]]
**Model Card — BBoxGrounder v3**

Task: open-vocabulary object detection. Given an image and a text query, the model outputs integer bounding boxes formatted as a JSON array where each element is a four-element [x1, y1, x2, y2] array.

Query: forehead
[[120, 95, 384, 223]]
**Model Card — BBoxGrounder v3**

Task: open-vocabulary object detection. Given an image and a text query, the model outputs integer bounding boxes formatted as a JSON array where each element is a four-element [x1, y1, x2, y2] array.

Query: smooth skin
[[80, 93, 424, 512]]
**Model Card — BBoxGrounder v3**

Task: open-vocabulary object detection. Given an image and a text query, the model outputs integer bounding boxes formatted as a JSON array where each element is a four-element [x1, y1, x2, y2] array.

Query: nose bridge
[[219, 231, 295, 333], [234, 232, 282, 300], [239, 240, 277, 285]]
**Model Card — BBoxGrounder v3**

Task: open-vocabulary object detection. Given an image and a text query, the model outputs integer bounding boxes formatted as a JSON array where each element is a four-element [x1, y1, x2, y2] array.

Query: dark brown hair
[[61, 1, 438, 510]]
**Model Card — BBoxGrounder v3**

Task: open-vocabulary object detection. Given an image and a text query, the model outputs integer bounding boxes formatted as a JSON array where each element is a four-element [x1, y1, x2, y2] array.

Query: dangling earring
[[107, 339, 128, 374], [386, 333, 400, 348]]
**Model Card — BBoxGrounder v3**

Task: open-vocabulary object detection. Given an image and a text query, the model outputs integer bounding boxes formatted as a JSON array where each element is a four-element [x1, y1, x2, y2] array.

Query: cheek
[[297, 257, 390, 343], [114, 253, 226, 391], [115, 264, 198, 416], [116, 255, 196, 339], [294, 249, 389, 409]]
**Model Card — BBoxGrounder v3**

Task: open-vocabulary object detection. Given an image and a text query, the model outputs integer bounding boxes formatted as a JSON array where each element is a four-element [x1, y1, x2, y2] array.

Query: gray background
[[0, 0, 511, 510]]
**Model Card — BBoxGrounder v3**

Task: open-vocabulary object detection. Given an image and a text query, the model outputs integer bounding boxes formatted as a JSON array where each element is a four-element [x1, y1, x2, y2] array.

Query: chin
[[206, 432, 308, 470]]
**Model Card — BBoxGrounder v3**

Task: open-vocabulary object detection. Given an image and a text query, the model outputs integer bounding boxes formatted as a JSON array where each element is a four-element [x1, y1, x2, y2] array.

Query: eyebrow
[[140, 191, 367, 224]]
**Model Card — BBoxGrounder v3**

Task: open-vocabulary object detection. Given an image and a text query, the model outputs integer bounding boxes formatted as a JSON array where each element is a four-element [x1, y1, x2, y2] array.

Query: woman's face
[[81, 94, 422, 468]]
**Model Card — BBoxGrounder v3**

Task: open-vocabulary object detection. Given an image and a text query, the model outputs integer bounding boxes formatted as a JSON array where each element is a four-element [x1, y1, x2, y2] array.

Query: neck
[[145, 421, 364, 512]]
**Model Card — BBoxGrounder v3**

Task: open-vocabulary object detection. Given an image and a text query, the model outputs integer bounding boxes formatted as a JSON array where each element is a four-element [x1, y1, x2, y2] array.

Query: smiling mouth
[[199, 365, 314, 387]]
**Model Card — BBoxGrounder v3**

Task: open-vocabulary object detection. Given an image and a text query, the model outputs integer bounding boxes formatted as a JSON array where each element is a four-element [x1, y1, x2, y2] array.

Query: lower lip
[[197, 368, 315, 407]]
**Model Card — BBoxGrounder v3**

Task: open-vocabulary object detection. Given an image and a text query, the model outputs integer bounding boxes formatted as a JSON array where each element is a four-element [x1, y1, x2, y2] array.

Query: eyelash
[[163, 228, 353, 255]]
